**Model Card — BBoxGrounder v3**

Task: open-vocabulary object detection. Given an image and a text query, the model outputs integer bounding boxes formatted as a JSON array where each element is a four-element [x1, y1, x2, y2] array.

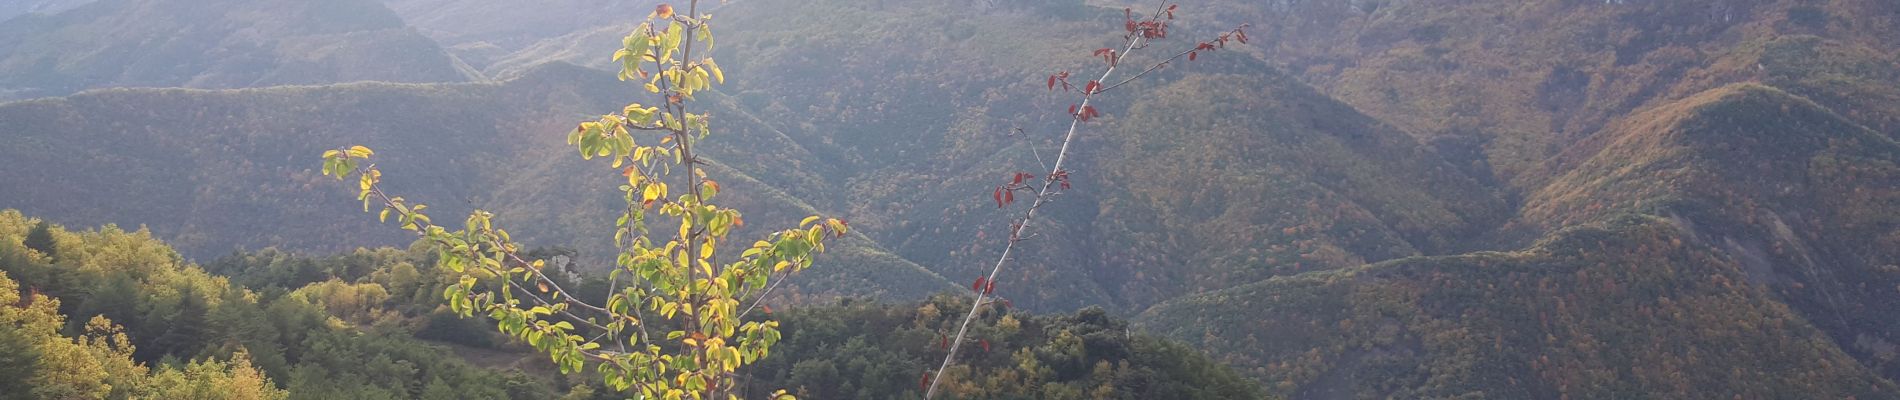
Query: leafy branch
[[320, 2, 849, 399]]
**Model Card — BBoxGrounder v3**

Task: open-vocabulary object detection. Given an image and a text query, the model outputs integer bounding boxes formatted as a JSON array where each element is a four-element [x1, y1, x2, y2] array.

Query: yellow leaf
[[643, 183, 662, 206], [626, 169, 644, 187], [706, 59, 725, 84]]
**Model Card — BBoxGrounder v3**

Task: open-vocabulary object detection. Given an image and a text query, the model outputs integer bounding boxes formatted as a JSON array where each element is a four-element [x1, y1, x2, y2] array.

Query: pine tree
[[22, 220, 53, 258], [0, 325, 42, 399]]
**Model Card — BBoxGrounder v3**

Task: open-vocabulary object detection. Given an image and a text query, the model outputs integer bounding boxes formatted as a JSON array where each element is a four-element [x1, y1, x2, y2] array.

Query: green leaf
[[697, 24, 714, 53]]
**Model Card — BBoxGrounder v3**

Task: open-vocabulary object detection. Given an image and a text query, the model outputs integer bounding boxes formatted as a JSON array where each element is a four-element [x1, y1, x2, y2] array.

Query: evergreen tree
[[148, 286, 209, 359], [21, 221, 53, 258], [0, 325, 42, 400]]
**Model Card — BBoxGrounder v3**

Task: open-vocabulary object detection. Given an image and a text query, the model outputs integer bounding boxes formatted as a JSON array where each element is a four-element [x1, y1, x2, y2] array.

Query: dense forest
[[2, 0, 1898, 398], [0, 211, 1260, 398]]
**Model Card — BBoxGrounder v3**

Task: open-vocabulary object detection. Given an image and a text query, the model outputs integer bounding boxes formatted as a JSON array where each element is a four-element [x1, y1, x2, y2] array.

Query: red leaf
[[985, 280, 996, 294], [993, 187, 1004, 208], [921, 372, 932, 392], [1047, 75, 1057, 90], [939, 333, 949, 349], [1093, 48, 1113, 57], [1084, 80, 1101, 94], [1004, 189, 1014, 205], [973, 276, 987, 292], [980, 339, 991, 352], [1068, 104, 1078, 116], [1189, 51, 1197, 61], [762, 304, 774, 315]]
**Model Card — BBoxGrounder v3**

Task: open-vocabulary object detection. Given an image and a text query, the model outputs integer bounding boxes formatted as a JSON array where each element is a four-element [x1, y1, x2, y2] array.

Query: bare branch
[[924, 2, 1247, 398]]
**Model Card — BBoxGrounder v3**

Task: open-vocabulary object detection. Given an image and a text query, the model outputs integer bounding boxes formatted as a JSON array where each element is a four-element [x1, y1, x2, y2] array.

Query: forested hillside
[[1184, 0, 1900, 187], [1141, 216, 1896, 399], [0, 210, 1261, 399]]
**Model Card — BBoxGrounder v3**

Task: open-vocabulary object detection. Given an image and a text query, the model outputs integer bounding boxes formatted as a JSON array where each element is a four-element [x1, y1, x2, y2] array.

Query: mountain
[[377, 0, 658, 73], [3, 0, 1900, 396], [0, 62, 956, 300], [0, 0, 91, 22], [1139, 215, 1897, 399], [666, 0, 1507, 312], [1517, 83, 1900, 381], [0, 0, 1505, 313], [1142, 83, 1900, 396], [1176, 0, 1900, 188], [0, 0, 474, 101]]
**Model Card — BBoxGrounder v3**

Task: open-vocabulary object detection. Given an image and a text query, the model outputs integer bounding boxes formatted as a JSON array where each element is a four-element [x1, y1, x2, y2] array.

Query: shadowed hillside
[[0, 63, 957, 301], [378, 0, 659, 73], [0, 0, 474, 100]]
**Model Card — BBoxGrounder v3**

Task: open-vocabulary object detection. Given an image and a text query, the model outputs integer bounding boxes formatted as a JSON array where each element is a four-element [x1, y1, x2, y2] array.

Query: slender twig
[[923, 2, 1251, 397], [922, 2, 1167, 398], [360, 179, 613, 331], [737, 269, 795, 319], [1096, 25, 1249, 95]]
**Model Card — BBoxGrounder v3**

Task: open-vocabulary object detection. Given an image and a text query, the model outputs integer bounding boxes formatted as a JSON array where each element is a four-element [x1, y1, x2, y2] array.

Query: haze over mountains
[[2, 0, 1898, 397], [0, 0, 473, 100]]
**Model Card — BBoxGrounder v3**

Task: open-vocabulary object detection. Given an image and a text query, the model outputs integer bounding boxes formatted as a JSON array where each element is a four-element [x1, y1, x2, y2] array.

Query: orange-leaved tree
[[320, 1, 845, 399]]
